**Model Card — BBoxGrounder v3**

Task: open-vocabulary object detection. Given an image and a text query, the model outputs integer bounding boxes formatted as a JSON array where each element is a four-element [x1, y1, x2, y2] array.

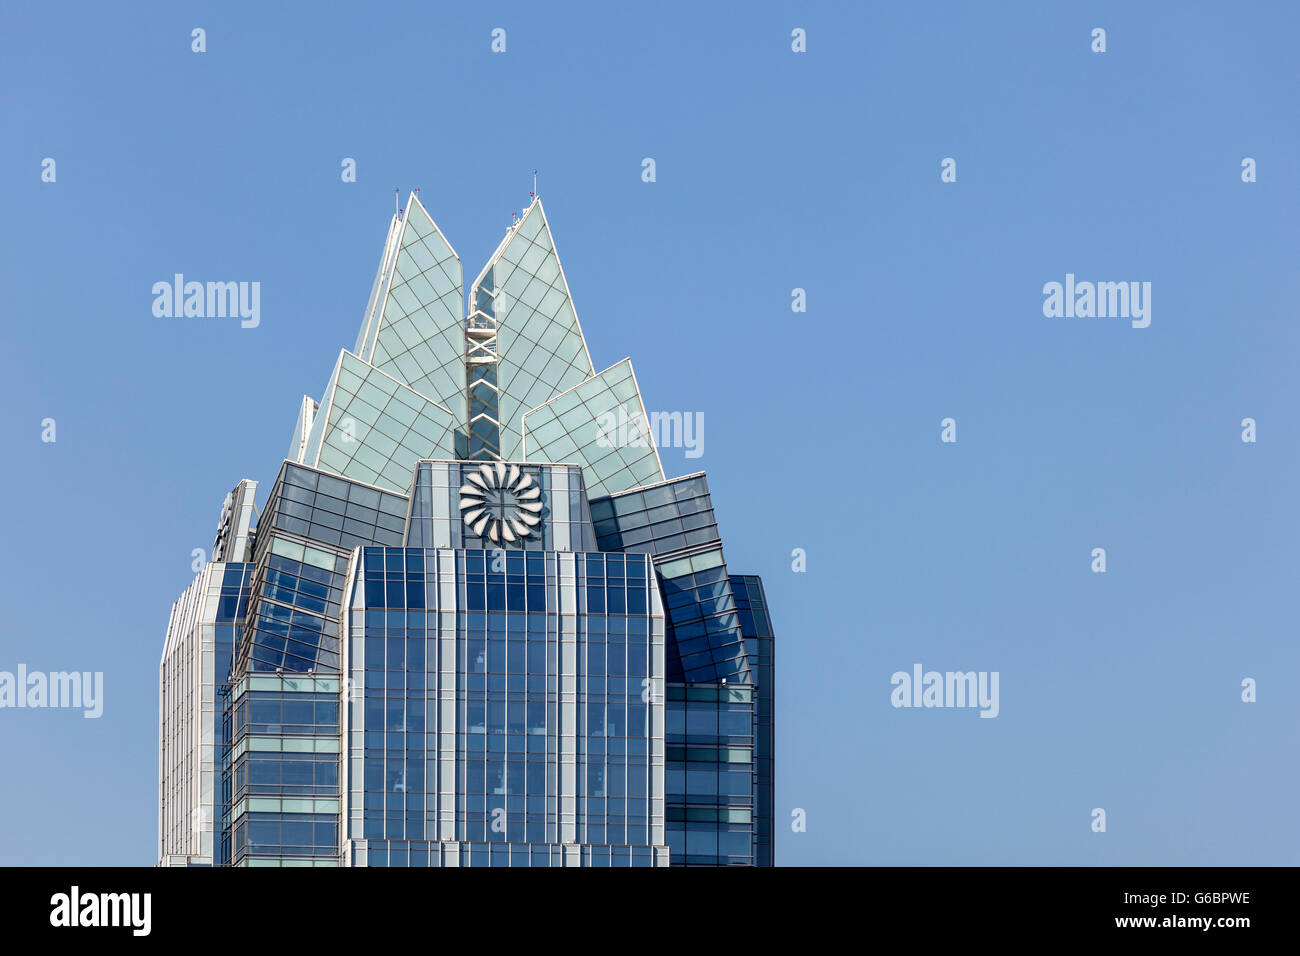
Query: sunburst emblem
[[459, 462, 543, 544]]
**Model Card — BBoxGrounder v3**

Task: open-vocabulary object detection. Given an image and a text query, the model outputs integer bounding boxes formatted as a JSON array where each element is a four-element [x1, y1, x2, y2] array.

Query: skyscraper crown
[[288, 193, 664, 501]]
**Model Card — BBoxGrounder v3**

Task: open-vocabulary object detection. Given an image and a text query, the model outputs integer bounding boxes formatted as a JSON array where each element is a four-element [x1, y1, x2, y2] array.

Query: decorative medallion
[[459, 462, 543, 543]]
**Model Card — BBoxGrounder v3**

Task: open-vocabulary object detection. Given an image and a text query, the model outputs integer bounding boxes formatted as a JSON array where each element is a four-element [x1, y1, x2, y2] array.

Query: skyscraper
[[158, 192, 776, 867]]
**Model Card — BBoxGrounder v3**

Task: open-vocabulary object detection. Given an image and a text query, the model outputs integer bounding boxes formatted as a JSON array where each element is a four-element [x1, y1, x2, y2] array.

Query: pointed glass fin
[[478, 199, 595, 461], [521, 358, 664, 498], [303, 351, 457, 494], [359, 194, 467, 414]]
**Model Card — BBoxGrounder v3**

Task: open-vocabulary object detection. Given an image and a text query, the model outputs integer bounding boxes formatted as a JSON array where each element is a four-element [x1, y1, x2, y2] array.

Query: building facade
[[158, 192, 775, 867]]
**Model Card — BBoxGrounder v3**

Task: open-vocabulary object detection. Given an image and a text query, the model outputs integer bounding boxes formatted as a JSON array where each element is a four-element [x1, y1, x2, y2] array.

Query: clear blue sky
[[1, 1, 1297, 865]]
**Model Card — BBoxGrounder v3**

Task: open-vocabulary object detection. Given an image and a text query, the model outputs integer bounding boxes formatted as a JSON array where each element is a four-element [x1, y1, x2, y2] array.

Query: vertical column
[[466, 273, 502, 460]]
